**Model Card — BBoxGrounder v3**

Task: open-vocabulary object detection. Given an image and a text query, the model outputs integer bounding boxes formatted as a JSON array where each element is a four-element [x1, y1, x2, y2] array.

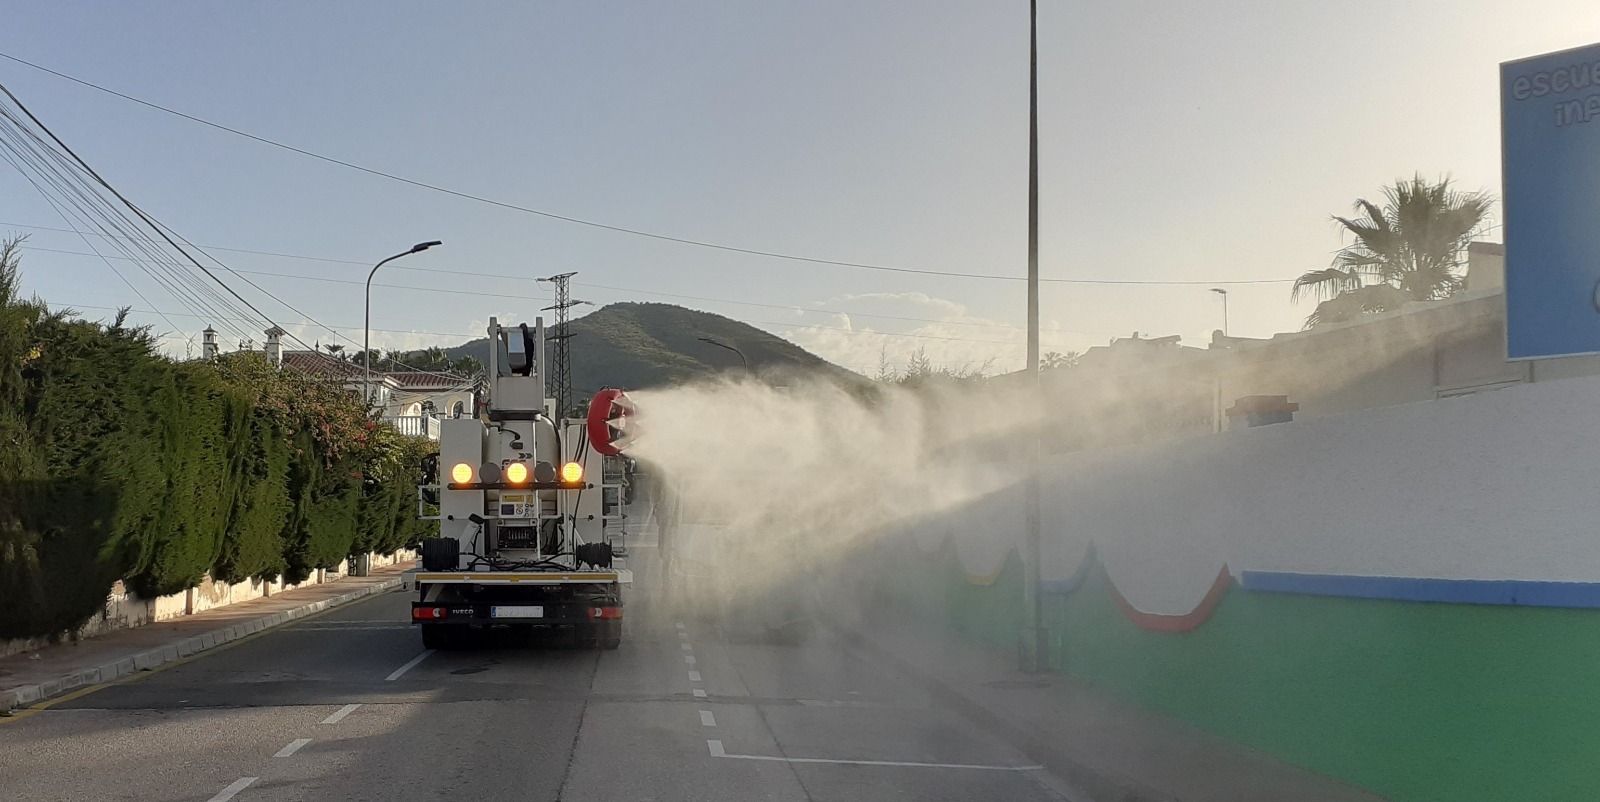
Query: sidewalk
[[838, 607, 1389, 802], [0, 563, 413, 713]]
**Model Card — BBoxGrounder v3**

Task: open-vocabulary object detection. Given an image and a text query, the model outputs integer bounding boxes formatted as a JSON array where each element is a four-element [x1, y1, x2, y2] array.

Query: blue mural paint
[[1242, 571, 1600, 608]]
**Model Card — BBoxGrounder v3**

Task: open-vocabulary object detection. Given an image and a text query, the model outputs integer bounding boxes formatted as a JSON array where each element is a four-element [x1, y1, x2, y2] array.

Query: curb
[[1, 576, 404, 714], [828, 619, 1173, 802]]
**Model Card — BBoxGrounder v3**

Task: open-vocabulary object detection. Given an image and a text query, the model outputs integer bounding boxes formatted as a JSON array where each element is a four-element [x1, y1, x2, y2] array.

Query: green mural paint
[[888, 545, 1600, 802]]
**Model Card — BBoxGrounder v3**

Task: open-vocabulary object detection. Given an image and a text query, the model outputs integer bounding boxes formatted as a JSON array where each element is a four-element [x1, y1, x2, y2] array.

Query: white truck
[[413, 317, 636, 650]]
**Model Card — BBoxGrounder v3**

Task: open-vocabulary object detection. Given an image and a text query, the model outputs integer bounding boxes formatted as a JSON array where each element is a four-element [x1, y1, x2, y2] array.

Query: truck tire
[[420, 537, 458, 571], [421, 624, 458, 651], [575, 621, 621, 650]]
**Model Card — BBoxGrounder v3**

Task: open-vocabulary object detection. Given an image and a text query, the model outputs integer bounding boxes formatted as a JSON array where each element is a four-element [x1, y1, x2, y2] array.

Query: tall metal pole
[[1022, 0, 1049, 673], [364, 240, 442, 406]]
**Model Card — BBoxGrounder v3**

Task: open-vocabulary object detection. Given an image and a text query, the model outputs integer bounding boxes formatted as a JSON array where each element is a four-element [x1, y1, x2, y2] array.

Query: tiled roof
[[387, 371, 473, 390], [280, 351, 471, 389], [282, 350, 364, 379]]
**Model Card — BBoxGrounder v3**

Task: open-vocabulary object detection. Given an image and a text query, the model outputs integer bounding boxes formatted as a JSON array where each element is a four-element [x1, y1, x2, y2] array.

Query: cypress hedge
[[0, 242, 434, 640]]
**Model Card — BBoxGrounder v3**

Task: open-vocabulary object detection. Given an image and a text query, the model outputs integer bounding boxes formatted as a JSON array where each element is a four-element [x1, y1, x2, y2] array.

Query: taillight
[[412, 607, 448, 620], [587, 607, 623, 620]]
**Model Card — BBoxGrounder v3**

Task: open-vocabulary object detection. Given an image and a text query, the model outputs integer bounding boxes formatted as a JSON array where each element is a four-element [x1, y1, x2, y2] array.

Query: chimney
[[265, 326, 286, 368], [202, 326, 218, 360]]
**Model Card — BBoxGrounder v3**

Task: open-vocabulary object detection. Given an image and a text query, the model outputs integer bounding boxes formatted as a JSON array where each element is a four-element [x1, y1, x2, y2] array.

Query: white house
[[273, 345, 476, 441]]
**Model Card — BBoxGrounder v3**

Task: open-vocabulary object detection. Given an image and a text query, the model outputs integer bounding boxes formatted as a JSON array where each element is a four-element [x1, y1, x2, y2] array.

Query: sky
[[1, 1, 1597, 375]]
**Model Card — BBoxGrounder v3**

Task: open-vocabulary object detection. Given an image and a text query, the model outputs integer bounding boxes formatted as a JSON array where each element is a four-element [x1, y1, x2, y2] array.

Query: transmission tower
[[537, 271, 589, 417]]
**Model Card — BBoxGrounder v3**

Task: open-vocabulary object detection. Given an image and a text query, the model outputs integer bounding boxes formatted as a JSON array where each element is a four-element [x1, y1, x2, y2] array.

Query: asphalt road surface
[[1, 545, 1074, 802]]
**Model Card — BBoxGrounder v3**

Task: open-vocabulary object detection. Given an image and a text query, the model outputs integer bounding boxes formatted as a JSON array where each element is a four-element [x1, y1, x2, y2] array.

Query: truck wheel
[[421, 624, 457, 651], [601, 621, 622, 650], [574, 623, 598, 649]]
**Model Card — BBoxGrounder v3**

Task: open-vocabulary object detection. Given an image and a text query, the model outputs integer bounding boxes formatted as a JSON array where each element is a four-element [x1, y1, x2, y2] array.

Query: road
[[1, 543, 1074, 802]]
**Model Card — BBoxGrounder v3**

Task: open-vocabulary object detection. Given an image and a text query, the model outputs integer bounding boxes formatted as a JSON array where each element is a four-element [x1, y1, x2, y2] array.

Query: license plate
[[490, 605, 543, 618]]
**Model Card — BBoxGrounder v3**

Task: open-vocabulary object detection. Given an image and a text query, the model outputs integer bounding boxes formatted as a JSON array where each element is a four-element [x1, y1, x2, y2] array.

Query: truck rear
[[413, 316, 634, 649]]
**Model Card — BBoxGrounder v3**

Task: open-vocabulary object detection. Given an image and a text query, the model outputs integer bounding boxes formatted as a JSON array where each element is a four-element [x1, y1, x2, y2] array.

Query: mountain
[[440, 302, 859, 397]]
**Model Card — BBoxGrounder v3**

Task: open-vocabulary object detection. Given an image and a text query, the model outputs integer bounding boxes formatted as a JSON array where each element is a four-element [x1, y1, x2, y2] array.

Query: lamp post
[[364, 241, 442, 405], [1022, 0, 1049, 674], [698, 336, 750, 374], [1210, 288, 1229, 336]]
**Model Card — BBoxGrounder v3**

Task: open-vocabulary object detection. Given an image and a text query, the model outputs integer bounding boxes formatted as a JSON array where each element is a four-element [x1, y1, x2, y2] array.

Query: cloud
[[825, 291, 969, 318], [778, 293, 1090, 377]]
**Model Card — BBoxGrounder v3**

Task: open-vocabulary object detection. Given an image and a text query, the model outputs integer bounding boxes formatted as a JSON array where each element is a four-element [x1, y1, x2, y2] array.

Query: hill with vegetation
[[437, 303, 859, 396]]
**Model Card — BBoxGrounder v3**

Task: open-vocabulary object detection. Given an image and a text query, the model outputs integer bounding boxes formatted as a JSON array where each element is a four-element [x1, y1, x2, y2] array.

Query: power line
[[0, 218, 1299, 292], [0, 51, 1294, 288], [24, 247, 1069, 347], [18, 240, 1093, 342], [0, 80, 284, 341], [0, 81, 466, 381], [8, 227, 1062, 331], [47, 301, 476, 338], [0, 99, 258, 341]]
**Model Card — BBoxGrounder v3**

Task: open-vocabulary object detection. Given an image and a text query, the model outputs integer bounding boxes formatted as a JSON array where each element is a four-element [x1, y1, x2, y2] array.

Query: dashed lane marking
[[700, 710, 716, 727], [685, 655, 696, 665], [321, 704, 361, 724], [384, 650, 435, 681], [706, 740, 1043, 771], [693, 689, 707, 698], [274, 738, 312, 758], [688, 670, 702, 682], [681, 643, 693, 651], [207, 777, 258, 801]]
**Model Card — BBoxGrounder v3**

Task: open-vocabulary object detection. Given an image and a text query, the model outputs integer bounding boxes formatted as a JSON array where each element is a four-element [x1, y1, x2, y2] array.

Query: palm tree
[[1041, 350, 1079, 369], [1292, 175, 1492, 327]]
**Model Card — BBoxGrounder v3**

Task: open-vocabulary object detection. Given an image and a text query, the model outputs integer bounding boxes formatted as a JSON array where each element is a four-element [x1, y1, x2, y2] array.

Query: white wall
[[918, 373, 1600, 616], [0, 550, 416, 659]]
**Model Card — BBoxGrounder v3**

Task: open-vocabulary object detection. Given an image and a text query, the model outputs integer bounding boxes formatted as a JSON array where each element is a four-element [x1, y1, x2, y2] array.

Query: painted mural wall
[[889, 374, 1600, 802]]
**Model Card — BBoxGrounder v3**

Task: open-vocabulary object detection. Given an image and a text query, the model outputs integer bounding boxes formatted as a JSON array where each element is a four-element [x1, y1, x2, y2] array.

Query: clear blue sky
[[2, 2, 1597, 373]]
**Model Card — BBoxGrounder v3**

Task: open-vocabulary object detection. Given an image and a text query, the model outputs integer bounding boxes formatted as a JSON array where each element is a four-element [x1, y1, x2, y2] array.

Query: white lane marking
[[706, 740, 1041, 771], [681, 643, 693, 651], [699, 710, 716, 727], [274, 738, 312, 758], [688, 670, 702, 682], [678, 632, 689, 640], [675, 622, 685, 629], [685, 655, 696, 665], [385, 650, 435, 681], [693, 689, 708, 698], [208, 777, 258, 801], [321, 704, 361, 724]]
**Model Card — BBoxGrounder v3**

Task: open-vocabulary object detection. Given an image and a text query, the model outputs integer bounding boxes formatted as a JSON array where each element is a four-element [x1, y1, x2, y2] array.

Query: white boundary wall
[[0, 549, 416, 659], [907, 374, 1600, 615]]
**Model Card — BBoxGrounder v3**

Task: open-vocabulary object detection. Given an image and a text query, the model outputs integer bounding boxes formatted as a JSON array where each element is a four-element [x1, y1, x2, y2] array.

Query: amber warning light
[[560, 462, 584, 483], [450, 463, 473, 484]]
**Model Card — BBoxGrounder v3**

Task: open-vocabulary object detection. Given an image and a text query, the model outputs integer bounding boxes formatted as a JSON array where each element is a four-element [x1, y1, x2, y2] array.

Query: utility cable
[[0, 50, 1293, 287]]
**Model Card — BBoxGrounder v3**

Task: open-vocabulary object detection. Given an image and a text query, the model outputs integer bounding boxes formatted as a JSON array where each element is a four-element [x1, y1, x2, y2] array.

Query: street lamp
[[698, 336, 749, 374], [1021, 0, 1048, 674], [1210, 288, 1229, 336], [364, 240, 442, 405]]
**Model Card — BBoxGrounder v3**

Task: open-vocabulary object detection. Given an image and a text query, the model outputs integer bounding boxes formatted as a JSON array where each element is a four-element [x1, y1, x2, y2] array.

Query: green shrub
[[0, 242, 433, 639]]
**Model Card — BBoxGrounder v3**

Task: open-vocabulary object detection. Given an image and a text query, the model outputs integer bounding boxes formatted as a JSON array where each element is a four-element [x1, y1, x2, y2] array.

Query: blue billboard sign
[[1502, 42, 1600, 359]]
